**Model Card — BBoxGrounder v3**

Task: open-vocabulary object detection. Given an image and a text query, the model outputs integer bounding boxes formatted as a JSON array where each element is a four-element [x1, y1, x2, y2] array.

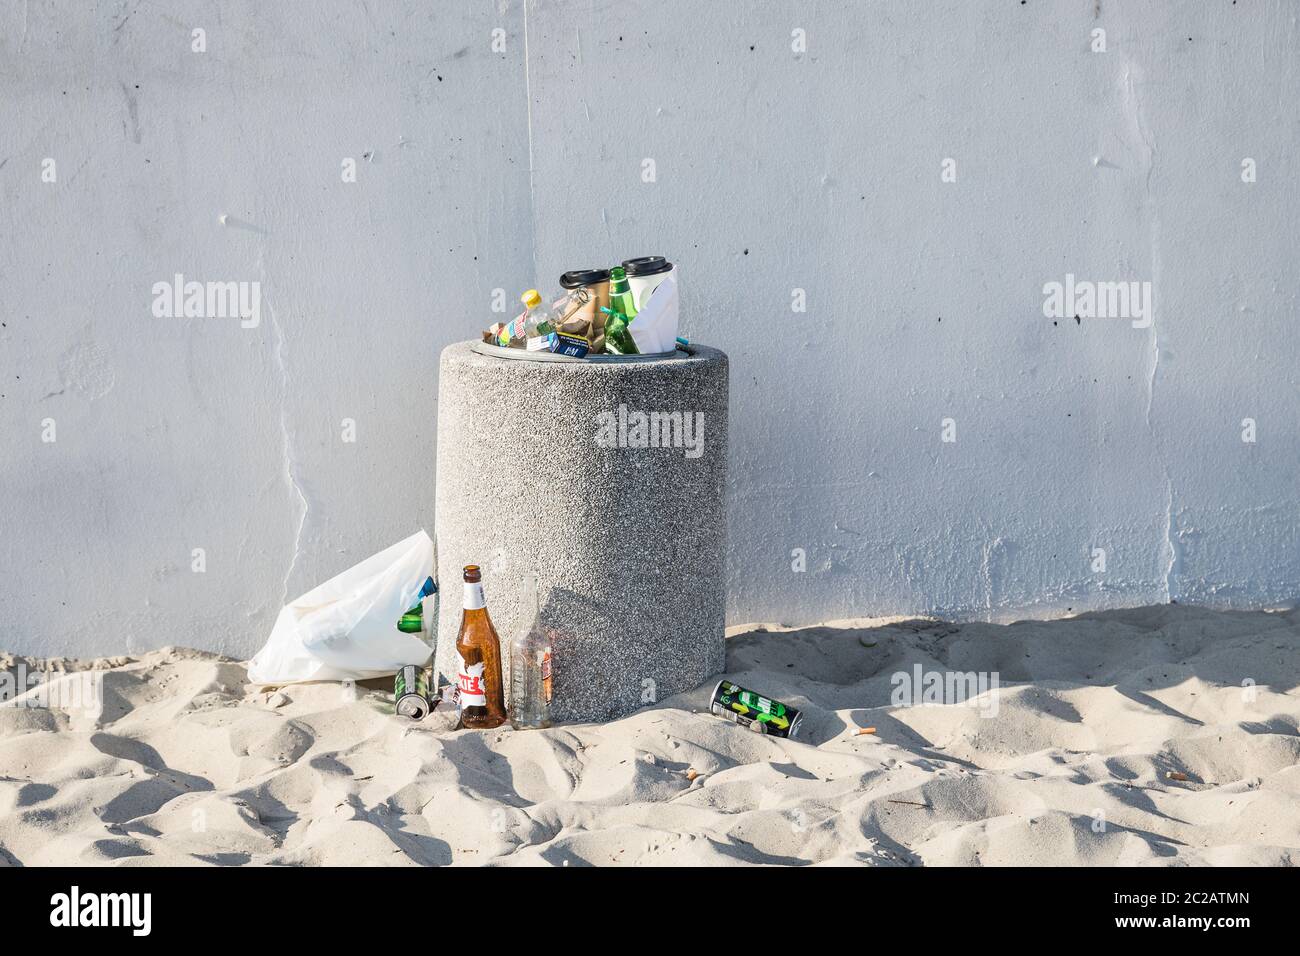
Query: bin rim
[[468, 340, 694, 364]]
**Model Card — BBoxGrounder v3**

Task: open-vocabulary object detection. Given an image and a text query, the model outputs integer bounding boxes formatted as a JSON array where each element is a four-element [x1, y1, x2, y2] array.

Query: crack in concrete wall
[[1123, 48, 1180, 604], [260, 258, 309, 611]]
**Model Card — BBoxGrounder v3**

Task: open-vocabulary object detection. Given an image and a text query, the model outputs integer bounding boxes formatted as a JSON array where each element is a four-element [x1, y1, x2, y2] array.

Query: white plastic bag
[[628, 271, 679, 354], [247, 530, 436, 685]]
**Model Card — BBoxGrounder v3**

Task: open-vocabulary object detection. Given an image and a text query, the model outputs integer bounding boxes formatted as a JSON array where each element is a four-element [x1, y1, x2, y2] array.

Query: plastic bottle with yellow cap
[[520, 290, 551, 335], [498, 288, 552, 347]]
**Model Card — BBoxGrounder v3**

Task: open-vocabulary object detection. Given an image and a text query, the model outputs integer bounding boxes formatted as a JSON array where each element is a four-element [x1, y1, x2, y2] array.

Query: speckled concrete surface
[[433, 342, 728, 722]]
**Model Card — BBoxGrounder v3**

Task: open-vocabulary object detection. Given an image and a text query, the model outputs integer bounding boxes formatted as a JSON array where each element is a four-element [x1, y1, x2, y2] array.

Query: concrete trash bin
[[433, 341, 729, 723]]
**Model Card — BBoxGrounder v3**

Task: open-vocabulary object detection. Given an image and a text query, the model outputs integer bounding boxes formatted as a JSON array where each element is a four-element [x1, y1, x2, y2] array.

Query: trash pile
[[245, 272, 799, 736], [248, 535, 553, 731], [482, 256, 683, 357], [249, 533, 801, 736]]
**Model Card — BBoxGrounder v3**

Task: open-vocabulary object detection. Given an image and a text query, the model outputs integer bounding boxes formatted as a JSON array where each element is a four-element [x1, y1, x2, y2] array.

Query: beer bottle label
[[463, 581, 485, 611], [456, 654, 487, 706]]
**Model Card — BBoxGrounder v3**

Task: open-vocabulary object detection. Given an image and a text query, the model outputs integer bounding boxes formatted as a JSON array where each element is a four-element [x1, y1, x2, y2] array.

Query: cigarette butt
[[1166, 771, 1190, 781], [685, 769, 698, 781], [855, 727, 877, 736]]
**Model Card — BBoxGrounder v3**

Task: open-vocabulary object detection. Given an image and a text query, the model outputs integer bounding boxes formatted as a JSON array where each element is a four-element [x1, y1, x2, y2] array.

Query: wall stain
[[120, 82, 142, 144]]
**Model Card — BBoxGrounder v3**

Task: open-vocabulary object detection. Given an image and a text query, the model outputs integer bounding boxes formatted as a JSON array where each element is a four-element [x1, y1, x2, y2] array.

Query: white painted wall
[[2, 1, 1297, 660]]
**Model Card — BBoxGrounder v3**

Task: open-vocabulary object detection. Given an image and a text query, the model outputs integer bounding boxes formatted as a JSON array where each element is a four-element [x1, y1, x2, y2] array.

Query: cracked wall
[[1, 1, 1297, 660]]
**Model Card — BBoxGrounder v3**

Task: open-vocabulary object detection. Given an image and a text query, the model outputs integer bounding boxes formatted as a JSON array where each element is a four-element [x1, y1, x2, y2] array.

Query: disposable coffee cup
[[622, 256, 674, 311], [559, 267, 611, 337]]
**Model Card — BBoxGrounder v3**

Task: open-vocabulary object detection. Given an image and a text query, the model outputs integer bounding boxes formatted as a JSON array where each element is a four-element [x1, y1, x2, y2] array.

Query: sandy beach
[[2, 604, 1298, 867]]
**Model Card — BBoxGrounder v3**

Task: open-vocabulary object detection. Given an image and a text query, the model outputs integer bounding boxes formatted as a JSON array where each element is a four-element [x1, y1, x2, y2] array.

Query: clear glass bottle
[[547, 286, 592, 328], [509, 573, 553, 729]]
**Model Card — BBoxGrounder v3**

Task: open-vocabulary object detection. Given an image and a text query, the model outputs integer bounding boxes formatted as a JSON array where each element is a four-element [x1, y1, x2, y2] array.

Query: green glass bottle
[[599, 306, 640, 355], [397, 576, 437, 632], [397, 604, 423, 633], [608, 266, 638, 320]]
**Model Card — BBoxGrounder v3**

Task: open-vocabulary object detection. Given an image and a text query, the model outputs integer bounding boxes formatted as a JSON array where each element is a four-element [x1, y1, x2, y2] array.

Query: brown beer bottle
[[455, 565, 506, 729]]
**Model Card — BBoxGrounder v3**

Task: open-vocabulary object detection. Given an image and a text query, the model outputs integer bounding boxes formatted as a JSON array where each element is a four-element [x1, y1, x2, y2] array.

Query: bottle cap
[[521, 289, 542, 309]]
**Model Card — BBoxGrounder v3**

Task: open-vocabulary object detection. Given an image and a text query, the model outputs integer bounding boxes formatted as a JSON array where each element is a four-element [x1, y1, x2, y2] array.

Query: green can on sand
[[710, 680, 803, 739]]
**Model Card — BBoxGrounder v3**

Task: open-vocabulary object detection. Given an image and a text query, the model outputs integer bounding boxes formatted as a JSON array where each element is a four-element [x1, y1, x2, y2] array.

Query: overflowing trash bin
[[247, 254, 728, 728], [432, 338, 729, 722]]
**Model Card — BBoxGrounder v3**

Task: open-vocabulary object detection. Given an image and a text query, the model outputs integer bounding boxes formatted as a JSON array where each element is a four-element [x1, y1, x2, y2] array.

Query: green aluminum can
[[395, 665, 431, 720], [710, 680, 803, 739]]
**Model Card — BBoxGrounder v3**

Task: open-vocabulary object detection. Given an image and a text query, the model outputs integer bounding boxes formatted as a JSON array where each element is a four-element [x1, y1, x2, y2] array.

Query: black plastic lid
[[559, 268, 611, 289], [622, 256, 673, 277]]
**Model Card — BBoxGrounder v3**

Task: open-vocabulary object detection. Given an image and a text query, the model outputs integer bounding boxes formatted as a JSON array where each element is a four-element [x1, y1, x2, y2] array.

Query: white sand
[[2, 604, 1298, 866]]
